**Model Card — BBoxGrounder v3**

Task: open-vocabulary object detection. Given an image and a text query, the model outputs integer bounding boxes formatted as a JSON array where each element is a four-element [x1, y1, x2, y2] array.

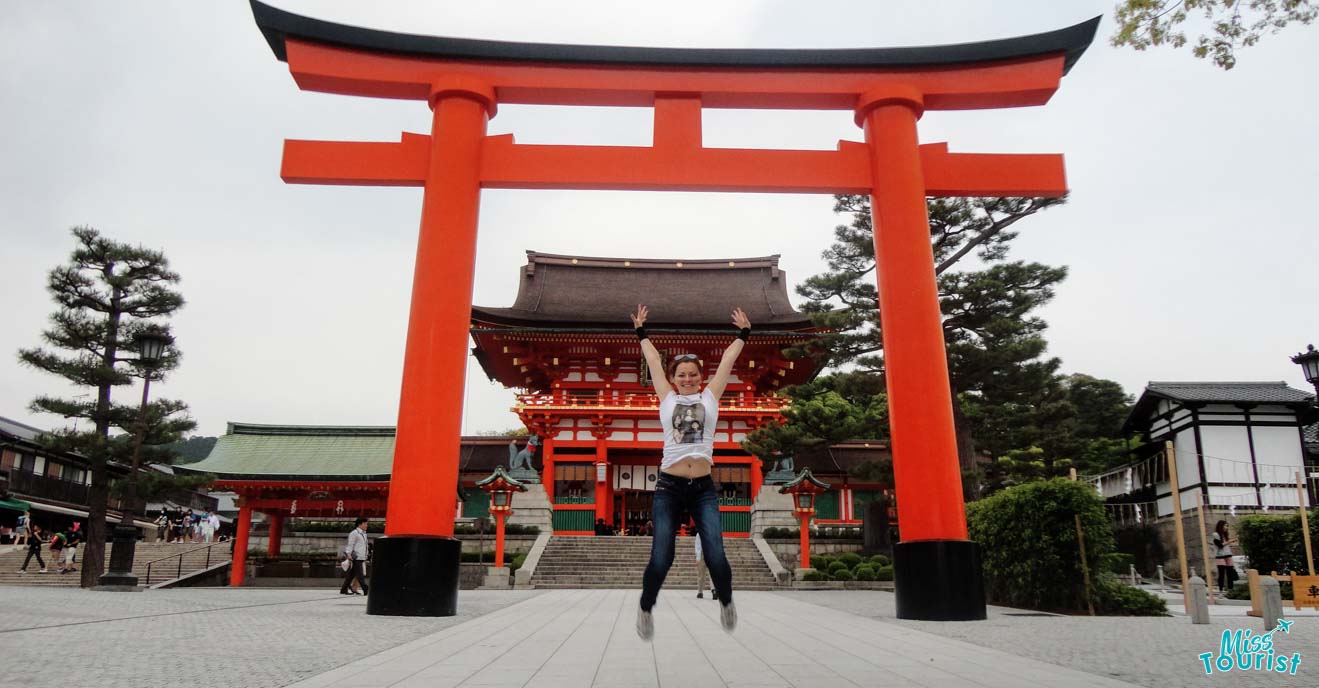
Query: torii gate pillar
[[249, 0, 1098, 619]]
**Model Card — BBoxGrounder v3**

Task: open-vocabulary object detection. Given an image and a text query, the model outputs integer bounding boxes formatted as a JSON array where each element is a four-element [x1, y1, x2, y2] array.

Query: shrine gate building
[[469, 251, 875, 537]]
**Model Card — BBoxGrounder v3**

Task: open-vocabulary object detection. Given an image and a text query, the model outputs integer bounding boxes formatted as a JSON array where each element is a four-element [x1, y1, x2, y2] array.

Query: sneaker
[[712, 590, 719, 601], [636, 607, 654, 641], [720, 601, 737, 633], [39, 569, 47, 573], [17, 570, 24, 575], [696, 592, 704, 599]]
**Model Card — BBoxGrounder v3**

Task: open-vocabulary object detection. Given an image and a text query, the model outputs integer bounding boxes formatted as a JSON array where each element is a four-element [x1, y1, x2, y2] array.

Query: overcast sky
[[2, 1, 1315, 439]]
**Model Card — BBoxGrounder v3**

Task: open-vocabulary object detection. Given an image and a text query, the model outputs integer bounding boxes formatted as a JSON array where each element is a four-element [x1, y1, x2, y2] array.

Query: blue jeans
[[640, 473, 733, 611]]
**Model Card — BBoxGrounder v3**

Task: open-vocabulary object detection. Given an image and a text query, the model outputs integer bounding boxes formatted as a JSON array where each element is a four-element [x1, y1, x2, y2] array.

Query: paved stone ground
[[776, 589, 1319, 688], [281, 589, 1134, 687], [0, 586, 542, 688], [5, 585, 1316, 687]]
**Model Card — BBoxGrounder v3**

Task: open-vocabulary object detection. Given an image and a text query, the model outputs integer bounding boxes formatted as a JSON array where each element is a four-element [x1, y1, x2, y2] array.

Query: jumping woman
[[631, 303, 749, 640]]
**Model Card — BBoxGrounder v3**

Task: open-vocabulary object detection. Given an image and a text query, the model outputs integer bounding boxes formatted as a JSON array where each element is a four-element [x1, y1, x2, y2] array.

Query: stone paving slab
[[0, 586, 542, 688], [287, 590, 1138, 687], [776, 590, 1319, 688]]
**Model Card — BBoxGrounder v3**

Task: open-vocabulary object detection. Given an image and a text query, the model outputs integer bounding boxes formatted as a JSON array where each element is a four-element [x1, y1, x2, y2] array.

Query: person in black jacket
[[18, 523, 48, 574]]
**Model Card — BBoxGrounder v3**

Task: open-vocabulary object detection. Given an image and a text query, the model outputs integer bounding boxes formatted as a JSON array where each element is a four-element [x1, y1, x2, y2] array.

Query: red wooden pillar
[[858, 87, 984, 620], [798, 513, 811, 568], [494, 512, 507, 568], [594, 437, 610, 526], [229, 503, 252, 587], [543, 437, 557, 503], [267, 514, 284, 558], [385, 79, 494, 537]]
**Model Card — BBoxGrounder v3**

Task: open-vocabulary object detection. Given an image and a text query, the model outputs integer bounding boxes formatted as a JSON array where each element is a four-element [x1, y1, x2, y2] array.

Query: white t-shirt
[[659, 388, 718, 470]]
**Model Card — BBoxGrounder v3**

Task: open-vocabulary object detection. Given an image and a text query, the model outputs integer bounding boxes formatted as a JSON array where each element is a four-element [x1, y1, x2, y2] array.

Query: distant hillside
[[162, 436, 218, 464]]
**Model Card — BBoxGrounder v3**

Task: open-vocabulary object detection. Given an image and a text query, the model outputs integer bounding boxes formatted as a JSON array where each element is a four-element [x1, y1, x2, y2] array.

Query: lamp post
[[475, 466, 527, 588], [779, 469, 830, 580], [98, 330, 172, 590], [1293, 345, 1319, 399]]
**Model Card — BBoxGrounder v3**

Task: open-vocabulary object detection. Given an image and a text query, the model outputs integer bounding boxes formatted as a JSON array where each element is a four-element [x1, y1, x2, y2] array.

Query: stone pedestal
[[481, 566, 512, 589], [508, 483, 553, 532], [750, 485, 798, 535], [795, 567, 815, 581]]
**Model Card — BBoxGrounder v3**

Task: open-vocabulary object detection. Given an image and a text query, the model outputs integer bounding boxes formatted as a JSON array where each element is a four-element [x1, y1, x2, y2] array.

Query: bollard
[[1188, 575, 1210, 624], [1259, 576, 1284, 632], [1158, 565, 1165, 592]]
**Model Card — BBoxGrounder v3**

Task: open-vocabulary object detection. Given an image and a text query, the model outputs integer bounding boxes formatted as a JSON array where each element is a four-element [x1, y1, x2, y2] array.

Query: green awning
[[0, 497, 33, 512]]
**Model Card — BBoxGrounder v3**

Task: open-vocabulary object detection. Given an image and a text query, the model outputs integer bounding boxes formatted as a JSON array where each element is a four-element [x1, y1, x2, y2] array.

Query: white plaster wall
[[1174, 429, 1199, 490], [1253, 425, 1304, 470], [1209, 485, 1259, 507], [1199, 425, 1253, 482]]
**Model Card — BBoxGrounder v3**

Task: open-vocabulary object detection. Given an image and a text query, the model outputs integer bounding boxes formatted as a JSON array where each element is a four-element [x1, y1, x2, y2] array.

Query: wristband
[[636, 326, 648, 340], [737, 327, 751, 342]]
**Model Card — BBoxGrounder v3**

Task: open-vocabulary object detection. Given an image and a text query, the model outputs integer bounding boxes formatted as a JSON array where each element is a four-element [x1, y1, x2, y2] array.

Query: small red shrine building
[[469, 251, 886, 536]]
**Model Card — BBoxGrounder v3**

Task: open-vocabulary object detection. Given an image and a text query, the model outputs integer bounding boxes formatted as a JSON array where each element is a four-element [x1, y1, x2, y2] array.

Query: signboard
[[1291, 575, 1319, 610]]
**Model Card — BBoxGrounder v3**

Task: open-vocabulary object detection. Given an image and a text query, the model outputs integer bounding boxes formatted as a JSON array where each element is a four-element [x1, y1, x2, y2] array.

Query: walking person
[[1212, 520, 1237, 593], [154, 512, 169, 543], [48, 527, 67, 573], [631, 303, 747, 639], [18, 524, 48, 574], [692, 520, 716, 600], [14, 509, 31, 546], [340, 517, 370, 596], [61, 522, 82, 574]]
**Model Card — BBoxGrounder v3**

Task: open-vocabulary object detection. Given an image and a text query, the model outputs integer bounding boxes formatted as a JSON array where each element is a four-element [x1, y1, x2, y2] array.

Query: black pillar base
[[366, 535, 461, 617], [893, 540, 986, 621], [98, 522, 140, 589]]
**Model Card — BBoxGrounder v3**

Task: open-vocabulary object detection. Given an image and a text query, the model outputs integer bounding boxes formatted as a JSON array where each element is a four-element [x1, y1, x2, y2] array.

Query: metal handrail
[[143, 540, 233, 586]]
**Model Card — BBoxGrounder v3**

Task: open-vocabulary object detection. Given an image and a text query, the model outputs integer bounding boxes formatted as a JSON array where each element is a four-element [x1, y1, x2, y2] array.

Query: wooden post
[[494, 511, 506, 569], [1166, 441, 1191, 613], [1074, 514, 1095, 616], [1298, 471, 1314, 575], [1195, 493, 1216, 604]]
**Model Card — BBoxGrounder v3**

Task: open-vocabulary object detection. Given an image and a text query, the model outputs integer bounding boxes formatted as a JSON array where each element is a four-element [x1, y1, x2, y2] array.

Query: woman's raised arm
[[631, 304, 673, 398], [706, 308, 751, 400]]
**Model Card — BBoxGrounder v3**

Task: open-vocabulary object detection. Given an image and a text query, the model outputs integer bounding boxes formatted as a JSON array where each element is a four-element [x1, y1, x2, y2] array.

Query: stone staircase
[[0, 541, 231, 588], [529, 535, 782, 590]]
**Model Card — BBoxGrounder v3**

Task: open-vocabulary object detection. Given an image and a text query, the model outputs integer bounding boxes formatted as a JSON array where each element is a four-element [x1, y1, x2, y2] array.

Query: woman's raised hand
[[731, 307, 751, 329], [631, 304, 649, 327]]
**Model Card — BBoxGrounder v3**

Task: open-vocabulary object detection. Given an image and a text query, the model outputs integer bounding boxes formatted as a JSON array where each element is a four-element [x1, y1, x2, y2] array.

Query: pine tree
[[18, 226, 195, 588]]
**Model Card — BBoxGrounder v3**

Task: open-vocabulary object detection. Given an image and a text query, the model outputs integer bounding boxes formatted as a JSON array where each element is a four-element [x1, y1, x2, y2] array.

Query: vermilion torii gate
[[250, 1, 1098, 619]]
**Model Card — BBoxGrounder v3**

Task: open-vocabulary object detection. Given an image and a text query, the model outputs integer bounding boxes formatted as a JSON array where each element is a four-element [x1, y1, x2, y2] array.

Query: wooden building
[[470, 252, 822, 536]]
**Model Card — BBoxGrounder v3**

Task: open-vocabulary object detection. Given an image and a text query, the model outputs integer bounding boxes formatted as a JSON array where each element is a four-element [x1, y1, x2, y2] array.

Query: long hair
[[1215, 520, 1229, 538]]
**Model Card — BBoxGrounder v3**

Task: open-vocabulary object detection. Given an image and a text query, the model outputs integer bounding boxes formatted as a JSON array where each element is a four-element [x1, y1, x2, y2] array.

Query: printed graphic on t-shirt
[[671, 401, 705, 444]]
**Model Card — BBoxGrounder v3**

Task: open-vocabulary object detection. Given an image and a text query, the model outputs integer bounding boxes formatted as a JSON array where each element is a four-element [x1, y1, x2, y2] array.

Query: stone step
[[530, 535, 783, 589]]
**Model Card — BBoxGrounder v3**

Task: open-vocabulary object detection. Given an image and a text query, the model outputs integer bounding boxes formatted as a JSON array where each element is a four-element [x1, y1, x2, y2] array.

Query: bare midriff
[[664, 456, 713, 479]]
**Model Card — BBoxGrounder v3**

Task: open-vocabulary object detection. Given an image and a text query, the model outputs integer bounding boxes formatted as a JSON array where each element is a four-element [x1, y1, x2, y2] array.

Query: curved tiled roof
[[176, 423, 520, 480], [1145, 382, 1315, 404], [471, 252, 814, 329]]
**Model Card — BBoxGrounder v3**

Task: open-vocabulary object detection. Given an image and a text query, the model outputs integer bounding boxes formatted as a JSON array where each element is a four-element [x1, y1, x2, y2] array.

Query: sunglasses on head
[[672, 354, 699, 362]]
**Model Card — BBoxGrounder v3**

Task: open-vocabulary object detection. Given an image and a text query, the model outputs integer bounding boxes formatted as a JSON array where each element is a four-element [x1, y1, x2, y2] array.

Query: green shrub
[[869, 554, 891, 568], [876, 565, 894, 581], [510, 553, 527, 572], [967, 478, 1115, 612], [827, 561, 849, 574], [1091, 575, 1167, 616], [809, 555, 831, 570], [832, 569, 855, 581], [837, 552, 863, 569], [854, 565, 877, 581], [801, 570, 829, 582], [1103, 553, 1135, 576], [1238, 513, 1319, 574]]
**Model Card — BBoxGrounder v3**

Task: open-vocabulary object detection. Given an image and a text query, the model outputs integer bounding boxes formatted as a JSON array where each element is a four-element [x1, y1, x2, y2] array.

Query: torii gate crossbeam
[[249, 0, 1098, 620]]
